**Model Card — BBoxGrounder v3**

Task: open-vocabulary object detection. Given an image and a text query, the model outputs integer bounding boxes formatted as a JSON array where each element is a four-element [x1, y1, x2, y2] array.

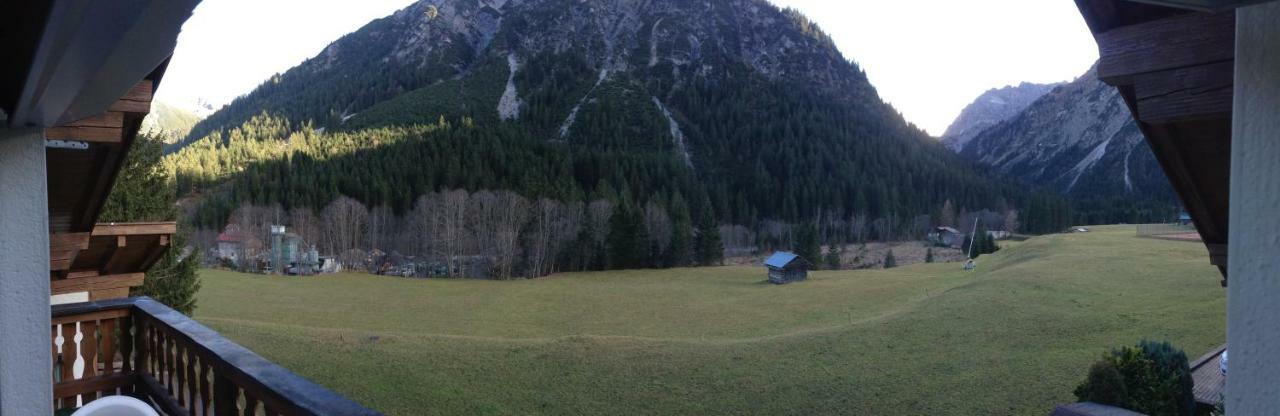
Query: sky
[[156, 0, 1099, 136]]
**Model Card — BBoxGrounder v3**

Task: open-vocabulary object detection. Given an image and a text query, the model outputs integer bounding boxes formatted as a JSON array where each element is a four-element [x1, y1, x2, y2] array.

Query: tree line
[[198, 189, 724, 279]]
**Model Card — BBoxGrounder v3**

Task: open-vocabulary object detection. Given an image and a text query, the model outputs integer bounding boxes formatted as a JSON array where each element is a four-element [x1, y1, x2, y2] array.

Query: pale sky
[[157, 0, 1099, 136]]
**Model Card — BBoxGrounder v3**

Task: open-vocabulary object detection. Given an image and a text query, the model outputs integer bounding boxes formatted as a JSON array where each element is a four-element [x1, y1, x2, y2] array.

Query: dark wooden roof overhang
[[1074, 0, 1275, 285], [2, 0, 199, 301], [50, 222, 176, 300]]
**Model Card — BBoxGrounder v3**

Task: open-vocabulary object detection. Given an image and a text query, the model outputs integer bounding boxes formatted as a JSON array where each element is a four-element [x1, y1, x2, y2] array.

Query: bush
[[1074, 340, 1196, 416], [883, 250, 897, 269]]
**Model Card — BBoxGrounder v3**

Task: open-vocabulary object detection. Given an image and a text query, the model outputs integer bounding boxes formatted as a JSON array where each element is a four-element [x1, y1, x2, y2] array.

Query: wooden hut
[[764, 251, 810, 284]]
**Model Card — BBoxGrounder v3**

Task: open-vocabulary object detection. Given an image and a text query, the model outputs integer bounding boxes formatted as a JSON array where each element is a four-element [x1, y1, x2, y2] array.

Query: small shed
[[929, 226, 965, 248], [764, 251, 810, 284]]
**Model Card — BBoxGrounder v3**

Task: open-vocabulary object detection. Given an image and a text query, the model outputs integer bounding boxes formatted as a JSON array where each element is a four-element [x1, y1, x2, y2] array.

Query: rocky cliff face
[[940, 82, 1058, 152], [954, 66, 1177, 220], [168, 0, 1022, 224], [179, 0, 883, 147]]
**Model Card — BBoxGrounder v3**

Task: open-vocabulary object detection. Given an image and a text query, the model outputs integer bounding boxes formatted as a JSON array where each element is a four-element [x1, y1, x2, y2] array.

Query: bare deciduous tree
[[322, 196, 368, 266], [644, 201, 673, 256], [849, 213, 868, 244]]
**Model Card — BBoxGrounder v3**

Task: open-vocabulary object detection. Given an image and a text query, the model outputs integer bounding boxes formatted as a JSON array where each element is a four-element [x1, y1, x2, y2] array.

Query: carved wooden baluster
[[52, 325, 62, 409], [171, 336, 182, 400], [176, 342, 187, 408], [120, 317, 134, 375], [81, 320, 99, 378], [167, 332, 178, 397], [160, 327, 172, 391], [200, 361, 212, 415], [149, 321, 159, 376], [186, 348, 198, 415], [101, 318, 117, 377], [81, 320, 100, 403], [59, 323, 77, 383], [244, 392, 259, 416]]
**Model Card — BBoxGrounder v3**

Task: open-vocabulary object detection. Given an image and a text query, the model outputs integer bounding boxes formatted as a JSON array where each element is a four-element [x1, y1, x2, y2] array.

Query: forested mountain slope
[[165, 0, 1071, 275], [955, 66, 1178, 223]]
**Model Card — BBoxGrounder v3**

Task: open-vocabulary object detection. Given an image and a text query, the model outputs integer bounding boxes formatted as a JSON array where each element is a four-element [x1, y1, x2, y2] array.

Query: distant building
[[375, 251, 416, 277], [1178, 212, 1193, 226], [986, 230, 1011, 240], [929, 226, 965, 248], [215, 224, 244, 262], [764, 251, 810, 284]]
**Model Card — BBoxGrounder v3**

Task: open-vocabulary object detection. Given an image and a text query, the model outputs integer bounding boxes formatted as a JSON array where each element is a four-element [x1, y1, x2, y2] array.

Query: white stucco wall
[[1228, 2, 1280, 413], [0, 128, 52, 415]]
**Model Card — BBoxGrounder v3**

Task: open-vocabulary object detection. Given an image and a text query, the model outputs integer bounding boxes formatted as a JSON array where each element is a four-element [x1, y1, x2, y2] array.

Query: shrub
[[883, 250, 897, 269], [825, 246, 841, 270], [925, 247, 934, 263], [1074, 340, 1196, 416]]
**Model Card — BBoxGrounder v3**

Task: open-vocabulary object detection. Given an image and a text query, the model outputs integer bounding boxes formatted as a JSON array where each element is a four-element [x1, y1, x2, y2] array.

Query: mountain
[[167, 0, 1065, 236], [141, 101, 201, 143], [940, 82, 1059, 152], [953, 66, 1178, 223]]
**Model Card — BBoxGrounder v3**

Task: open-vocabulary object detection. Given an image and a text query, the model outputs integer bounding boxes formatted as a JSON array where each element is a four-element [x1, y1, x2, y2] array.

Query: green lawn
[[194, 225, 1224, 415]]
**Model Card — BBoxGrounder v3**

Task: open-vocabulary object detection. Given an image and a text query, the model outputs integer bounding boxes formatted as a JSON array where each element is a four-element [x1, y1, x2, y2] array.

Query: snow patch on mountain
[[558, 68, 610, 139], [652, 97, 692, 167], [498, 53, 522, 121]]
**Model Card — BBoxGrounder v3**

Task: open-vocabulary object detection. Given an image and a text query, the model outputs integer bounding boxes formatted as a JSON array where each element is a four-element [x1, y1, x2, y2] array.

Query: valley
[[194, 226, 1223, 415]]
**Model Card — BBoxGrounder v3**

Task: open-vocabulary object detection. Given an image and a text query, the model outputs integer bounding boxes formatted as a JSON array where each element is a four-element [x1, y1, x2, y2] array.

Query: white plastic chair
[[70, 396, 160, 416]]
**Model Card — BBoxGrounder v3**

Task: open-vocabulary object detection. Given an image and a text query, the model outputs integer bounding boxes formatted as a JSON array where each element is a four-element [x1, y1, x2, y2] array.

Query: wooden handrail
[[51, 297, 380, 416]]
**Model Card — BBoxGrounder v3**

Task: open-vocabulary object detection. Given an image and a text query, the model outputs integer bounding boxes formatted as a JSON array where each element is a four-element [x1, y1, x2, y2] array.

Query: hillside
[[954, 67, 1179, 223], [940, 82, 1059, 152], [195, 226, 1224, 415], [141, 101, 201, 143], [166, 0, 1063, 240]]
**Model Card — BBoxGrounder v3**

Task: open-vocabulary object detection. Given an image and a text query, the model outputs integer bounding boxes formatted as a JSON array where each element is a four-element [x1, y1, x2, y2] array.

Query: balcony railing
[[51, 297, 379, 416]]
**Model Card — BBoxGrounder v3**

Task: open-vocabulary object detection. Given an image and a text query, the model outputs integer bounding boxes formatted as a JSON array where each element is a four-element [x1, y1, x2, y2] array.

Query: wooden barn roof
[[1074, 0, 1247, 284]]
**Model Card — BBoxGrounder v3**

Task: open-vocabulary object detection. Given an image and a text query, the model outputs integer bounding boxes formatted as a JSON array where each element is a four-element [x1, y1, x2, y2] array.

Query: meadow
[[194, 226, 1224, 415]]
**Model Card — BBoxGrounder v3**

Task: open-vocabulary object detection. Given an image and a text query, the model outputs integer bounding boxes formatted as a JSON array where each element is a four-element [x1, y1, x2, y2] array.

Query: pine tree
[[883, 249, 897, 269], [100, 134, 202, 314], [925, 247, 934, 263], [667, 193, 693, 267], [693, 205, 723, 266], [796, 222, 821, 269]]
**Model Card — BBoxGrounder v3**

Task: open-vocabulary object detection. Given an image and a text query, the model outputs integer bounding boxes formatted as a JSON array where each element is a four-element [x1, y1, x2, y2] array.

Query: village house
[[928, 226, 965, 249]]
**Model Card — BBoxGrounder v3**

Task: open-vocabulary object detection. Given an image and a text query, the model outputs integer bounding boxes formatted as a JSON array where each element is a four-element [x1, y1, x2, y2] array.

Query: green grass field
[[194, 226, 1225, 415]]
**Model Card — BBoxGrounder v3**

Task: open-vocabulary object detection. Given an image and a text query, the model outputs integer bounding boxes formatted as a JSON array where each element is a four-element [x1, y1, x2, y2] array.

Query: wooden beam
[[49, 233, 90, 273], [53, 372, 134, 400], [50, 233, 91, 251], [65, 270, 100, 279], [1096, 11, 1234, 84], [101, 235, 128, 275], [89, 287, 131, 301], [1134, 61, 1234, 124], [106, 80, 153, 115], [60, 112, 124, 128], [92, 222, 177, 237], [50, 308, 129, 326], [136, 236, 171, 272], [51, 273, 145, 295], [44, 125, 123, 143]]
